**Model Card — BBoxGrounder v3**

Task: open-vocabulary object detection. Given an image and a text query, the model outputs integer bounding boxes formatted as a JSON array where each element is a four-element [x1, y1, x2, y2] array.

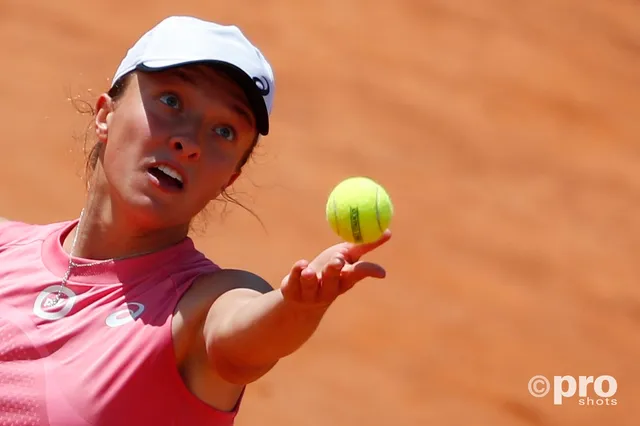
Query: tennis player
[[0, 15, 390, 425]]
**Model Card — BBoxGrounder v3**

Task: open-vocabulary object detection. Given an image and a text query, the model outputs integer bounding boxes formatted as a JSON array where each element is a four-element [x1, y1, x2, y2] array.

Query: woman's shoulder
[[185, 268, 274, 303], [0, 218, 72, 248], [0, 216, 14, 226], [175, 268, 274, 342]]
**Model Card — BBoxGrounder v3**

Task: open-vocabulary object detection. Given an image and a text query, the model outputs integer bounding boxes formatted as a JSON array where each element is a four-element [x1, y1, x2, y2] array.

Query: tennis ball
[[325, 176, 394, 244]]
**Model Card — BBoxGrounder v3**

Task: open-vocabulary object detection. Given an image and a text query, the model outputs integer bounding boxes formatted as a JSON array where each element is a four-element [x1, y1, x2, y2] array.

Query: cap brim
[[137, 60, 269, 136]]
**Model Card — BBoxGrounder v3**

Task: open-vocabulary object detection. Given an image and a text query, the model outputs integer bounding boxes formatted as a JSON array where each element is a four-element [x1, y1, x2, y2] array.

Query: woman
[[0, 15, 390, 426]]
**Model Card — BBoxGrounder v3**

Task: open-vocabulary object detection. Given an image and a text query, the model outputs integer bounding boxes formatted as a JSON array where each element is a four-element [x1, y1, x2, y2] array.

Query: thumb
[[343, 229, 392, 262]]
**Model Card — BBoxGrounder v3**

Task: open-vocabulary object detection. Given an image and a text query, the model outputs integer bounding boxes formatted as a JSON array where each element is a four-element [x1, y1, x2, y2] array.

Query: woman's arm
[[202, 231, 391, 385], [202, 276, 328, 384]]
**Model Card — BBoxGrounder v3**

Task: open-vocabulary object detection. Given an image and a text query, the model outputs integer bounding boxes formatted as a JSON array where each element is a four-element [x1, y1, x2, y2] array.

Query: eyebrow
[[164, 69, 256, 129]]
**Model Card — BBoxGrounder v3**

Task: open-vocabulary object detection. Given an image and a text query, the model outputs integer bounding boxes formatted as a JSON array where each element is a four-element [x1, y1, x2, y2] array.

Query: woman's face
[[94, 64, 258, 229]]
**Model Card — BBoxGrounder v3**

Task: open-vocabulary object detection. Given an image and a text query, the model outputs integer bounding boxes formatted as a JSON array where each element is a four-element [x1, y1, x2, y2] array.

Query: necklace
[[52, 208, 157, 304]]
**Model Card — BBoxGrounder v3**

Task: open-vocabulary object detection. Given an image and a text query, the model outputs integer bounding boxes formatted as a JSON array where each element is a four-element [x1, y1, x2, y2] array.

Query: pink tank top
[[0, 219, 242, 425]]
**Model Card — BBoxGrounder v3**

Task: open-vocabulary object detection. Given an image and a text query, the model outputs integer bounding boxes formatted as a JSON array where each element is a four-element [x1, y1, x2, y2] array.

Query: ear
[[95, 94, 114, 143]]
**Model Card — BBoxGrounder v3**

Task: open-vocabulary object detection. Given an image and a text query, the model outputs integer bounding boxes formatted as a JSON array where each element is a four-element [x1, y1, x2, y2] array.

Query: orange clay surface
[[0, 1, 638, 424]]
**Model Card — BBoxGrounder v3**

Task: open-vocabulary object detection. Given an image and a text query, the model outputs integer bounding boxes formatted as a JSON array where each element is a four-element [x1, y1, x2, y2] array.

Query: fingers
[[281, 248, 388, 307], [343, 229, 392, 263], [299, 266, 320, 303], [317, 254, 345, 303], [281, 259, 308, 301], [339, 261, 386, 293]]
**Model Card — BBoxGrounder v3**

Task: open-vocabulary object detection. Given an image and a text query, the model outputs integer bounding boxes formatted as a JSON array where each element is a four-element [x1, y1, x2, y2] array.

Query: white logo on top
[[105, 302, 145, 328], [33, 285, 77, 321]]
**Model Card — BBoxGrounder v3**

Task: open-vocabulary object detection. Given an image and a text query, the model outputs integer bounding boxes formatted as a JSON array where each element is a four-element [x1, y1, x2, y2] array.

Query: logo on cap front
[[253, 76, 270, 96]]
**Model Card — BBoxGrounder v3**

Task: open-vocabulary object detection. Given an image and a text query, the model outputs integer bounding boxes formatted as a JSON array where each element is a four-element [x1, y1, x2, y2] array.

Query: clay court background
[[1, 0, 639, 425]]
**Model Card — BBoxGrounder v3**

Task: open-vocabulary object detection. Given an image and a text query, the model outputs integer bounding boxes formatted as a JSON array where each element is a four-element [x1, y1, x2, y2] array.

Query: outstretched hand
[[280, 230, 392, 308]]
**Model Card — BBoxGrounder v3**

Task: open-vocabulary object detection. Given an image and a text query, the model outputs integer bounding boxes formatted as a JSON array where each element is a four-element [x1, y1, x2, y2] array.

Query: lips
[[147, 162, 187, 192]]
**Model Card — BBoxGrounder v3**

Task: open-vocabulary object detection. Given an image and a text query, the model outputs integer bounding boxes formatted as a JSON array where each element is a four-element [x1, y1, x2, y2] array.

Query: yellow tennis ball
[[325, 176, 394, 244]]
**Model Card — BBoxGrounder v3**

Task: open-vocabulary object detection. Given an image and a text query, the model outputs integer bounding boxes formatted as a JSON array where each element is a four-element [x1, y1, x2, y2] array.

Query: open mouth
[[148, 165, 184, 191]]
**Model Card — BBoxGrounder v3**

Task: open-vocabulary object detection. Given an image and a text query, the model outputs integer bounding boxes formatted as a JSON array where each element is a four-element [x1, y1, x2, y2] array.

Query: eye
[[214, 126, 236, 142], [159, 93, 181, 109]]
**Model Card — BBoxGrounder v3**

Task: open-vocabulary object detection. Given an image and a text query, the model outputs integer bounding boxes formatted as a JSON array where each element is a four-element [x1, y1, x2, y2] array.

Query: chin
[[107, 173, 201, 230], [117, 192, 190, 230]]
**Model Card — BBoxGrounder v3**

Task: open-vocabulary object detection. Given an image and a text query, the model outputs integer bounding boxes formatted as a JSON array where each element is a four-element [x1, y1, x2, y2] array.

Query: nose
[[170, 137, 201, 161]]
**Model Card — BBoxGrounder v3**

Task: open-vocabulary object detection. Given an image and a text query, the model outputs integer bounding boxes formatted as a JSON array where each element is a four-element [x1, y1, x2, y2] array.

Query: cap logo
[[253, 76, 270, 97]]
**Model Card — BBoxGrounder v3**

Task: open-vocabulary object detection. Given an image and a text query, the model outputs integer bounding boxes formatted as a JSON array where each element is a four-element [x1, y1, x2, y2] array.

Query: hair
[[71, 68, 264, 232]]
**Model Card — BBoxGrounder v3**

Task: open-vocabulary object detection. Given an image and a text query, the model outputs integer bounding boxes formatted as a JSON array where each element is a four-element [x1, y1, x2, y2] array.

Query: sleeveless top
[[0, 219, 242, 425]]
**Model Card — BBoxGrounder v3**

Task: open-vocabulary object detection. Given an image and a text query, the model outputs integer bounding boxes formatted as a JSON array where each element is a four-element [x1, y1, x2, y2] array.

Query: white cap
[[112, 16, 275, 135]]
